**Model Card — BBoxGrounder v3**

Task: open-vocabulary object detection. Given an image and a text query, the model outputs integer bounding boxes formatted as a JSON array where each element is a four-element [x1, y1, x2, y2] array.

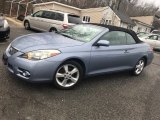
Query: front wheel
[[133, 58, 145, 76], [53, 61, 83, 89], [24, 21, 30, 30]]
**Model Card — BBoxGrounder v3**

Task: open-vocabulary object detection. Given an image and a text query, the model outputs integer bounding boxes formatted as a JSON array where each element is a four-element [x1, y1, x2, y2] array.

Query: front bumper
[[0, 27, 10, 39], [2, 51, 61, 82]]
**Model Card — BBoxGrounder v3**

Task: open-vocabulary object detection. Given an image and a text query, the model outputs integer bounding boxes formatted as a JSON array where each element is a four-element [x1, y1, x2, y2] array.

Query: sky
[[138, 0, 160, 7]]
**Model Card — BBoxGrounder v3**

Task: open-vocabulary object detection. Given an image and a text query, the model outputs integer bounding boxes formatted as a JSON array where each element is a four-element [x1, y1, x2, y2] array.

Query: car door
[[124, 32, 144, 67], [40, 11, 64, 31], [40, 11, 53, 31], [30, 11, 43, 30], [89, 31, 132, 75]]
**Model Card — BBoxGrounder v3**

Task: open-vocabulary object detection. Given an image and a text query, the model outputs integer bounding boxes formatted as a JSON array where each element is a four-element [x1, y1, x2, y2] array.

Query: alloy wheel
[[25, 22, 30, 30], [134, 59, 145, 75], [55, 64, 80, 88]]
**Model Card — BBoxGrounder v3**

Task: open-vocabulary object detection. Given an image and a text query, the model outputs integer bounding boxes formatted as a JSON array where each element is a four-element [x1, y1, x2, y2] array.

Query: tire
[[132, 58, 145, 76], [49, 28, 57, 32], [24, 21, 30, 30], [53, 61, 83, 90]]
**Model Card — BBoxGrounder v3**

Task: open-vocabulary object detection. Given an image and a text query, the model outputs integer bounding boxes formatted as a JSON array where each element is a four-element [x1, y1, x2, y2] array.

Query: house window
[[108, 20, 111, 25], [121, 23, 123, 27], [127, 25, 133, 30], [83, 16, 91, 22], [137, 27, 142, 33], [105, 20, 112, 25]]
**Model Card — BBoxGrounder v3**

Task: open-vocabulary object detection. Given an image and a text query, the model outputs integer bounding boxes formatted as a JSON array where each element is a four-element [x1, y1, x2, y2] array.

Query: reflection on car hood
[[11, 32, 84, 51]]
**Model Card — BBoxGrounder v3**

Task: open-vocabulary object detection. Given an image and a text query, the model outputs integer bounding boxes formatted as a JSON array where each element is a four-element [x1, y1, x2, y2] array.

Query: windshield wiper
[[60, 33, 74, 39]]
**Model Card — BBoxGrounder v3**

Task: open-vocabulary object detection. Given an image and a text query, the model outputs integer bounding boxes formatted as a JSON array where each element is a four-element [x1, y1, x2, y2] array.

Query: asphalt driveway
[[0, 20, 160, 120]]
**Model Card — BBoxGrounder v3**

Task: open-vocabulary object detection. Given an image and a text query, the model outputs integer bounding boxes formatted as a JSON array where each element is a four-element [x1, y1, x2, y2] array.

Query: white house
[[33, 2, 135, 29], [132, 19, 152, 33], [33, 1, 81, 16], [131, 16, 154, 33], [81, 6, 135, 29], [36, 2, 160, 33]]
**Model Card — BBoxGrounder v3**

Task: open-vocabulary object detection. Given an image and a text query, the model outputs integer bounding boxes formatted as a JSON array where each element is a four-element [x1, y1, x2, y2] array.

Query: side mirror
[[95, 40, 110, 47], [31, 13, 33, 17]]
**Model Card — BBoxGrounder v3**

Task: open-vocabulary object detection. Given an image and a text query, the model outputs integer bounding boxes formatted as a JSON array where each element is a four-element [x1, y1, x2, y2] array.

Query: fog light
[[18, 68, 31, 78], [22, 71, 31, 77]]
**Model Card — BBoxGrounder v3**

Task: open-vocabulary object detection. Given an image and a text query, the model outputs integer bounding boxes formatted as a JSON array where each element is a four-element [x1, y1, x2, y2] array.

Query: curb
[[6, 17, 23, 26]]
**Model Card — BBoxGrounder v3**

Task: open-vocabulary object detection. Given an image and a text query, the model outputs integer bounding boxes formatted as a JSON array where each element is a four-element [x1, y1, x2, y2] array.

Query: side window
[[55, 13, 64, 21], [42, 11, 52, 19], [148, 35, 158, 40], [50, 12, 56, 20], [126, 33, 136, 44], [33, 11, 43, 17], [100, 31, 127, 45]]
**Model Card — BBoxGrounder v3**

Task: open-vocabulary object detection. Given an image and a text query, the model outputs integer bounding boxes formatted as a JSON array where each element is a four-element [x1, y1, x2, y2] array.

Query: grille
[[8, 46, 18, 55]]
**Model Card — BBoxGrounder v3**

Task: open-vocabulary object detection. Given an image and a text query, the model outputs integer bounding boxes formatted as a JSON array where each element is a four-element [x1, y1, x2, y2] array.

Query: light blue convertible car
[[3, 24, 154, 89]]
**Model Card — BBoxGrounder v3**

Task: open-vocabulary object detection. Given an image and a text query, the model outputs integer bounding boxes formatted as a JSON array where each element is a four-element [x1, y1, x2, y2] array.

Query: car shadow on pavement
[[6, 70, 145, 91], [27, 29, 42, 33]]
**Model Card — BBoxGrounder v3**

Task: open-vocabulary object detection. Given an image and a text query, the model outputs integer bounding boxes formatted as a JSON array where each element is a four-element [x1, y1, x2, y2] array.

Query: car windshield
[[58, 24, 104, 42]]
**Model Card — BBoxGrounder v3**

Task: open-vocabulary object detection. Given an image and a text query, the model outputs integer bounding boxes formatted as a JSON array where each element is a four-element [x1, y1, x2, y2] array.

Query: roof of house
[[131, 16, 154, 26], [33, 1, 81, 11], [82, 6, 135, 26], [132, 19, 152, 28], [113, 10, 135, 26], [81, 7, 108, 12]]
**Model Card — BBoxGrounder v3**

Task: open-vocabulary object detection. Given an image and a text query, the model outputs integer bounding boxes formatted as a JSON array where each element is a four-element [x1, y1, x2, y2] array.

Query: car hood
[[11, 32, 84, 52]]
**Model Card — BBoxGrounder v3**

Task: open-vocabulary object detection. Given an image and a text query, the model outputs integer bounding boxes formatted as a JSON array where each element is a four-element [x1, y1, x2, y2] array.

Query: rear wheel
[[49, 28, 57, 32], [24, 21, 30, 30], [133, 58, 145, 76], [53, 61, 83, 89]]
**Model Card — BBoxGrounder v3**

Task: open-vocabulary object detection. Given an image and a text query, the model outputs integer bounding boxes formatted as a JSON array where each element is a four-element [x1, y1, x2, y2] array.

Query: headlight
[[20, 50, 61, 60], [4, 20, 9, 28]]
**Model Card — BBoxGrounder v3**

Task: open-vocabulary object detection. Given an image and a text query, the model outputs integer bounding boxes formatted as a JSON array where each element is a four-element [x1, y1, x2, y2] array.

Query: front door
[[89, 31, 131, 75], [30, 11, 44, 30]]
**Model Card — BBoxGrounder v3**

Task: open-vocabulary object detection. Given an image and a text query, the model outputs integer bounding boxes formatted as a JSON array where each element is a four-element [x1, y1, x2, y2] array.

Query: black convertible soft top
[[89, 23, 143, 43]]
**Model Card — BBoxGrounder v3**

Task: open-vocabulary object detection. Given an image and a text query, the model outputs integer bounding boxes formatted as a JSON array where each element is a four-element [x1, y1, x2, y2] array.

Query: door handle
[[124, 50, 129, 53]]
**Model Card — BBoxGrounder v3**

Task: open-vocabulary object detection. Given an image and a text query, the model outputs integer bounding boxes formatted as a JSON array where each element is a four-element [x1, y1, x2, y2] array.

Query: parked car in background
[[24, 10, 82, 32], [137, 32, 150, 39], [151, 30, 160, 35], [140, 34, 160, 51], [0, 13, 10, 40], [2, 24, 153, 89]]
